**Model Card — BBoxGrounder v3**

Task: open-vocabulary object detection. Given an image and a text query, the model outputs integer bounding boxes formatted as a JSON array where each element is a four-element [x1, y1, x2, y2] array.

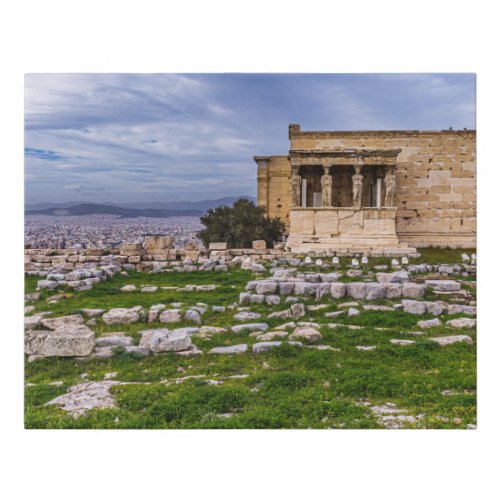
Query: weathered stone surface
[[390, 339, 416, 346], [294, 282, 317, 296], [402, 300, 427, 315], [255, 331, 289, 341], [325, 310, 345, 318], [251, 263, 266, 273], [376, 271, 409, 283], [103, 306, 145, 325], [279, 282, 296, 295], [45, 380, 130, 417], [209, 242, 227, 250], [37, 280, 59, 290], [365, 282, 386, 300], [424, 301, 445, 316], [209, 344, 248, 354], [184, 309, 202, 324], [230, 323, 269, 333], [121, 242, 144, 256], [24, 330, 51, 355], [234, 311, 261, 322], [356, 345, 377, 351], [401, 283, 426, 299], [159, 309, 183, 323], [330, 282, 346, 299], [250, 294, 265, 304], [26, 325, 95, 357], [141, 286, 158, 293], [430, 335, 474, 347], [289, 326, 322, 343], [347, 307, 360, 317], [290, 303, 306, 319], [384, 283, 402, 299], [41, 314, 85, 330], [25, 315, 43, 329], [447, 304, 476, 315], [149, 330, 192, 353], [446, 318, 476, 328], [199, 326, 227, 335], [315, 283, 332, 300], [425, 280, 461, 291], [417, 318, 442, 329], [252, 341, 302, 352], [239, 292, 251, 304], [120, 284, 137, 292], [95, 336, 133, 347], [252, 240, 267, 250], [266, 294, 281, 305], [346, 282, 367, 300]]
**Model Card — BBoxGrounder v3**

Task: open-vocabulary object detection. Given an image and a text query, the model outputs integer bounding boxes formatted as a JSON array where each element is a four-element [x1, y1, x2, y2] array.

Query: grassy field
[[24, 248, 476, 429]]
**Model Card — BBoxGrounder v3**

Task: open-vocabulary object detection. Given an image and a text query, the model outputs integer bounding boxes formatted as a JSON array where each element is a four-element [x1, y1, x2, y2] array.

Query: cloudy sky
[[24, 73, 476, 205]]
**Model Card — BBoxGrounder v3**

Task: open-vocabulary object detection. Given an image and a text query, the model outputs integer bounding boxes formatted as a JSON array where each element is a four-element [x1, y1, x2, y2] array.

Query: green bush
[[197, 198, 284, 248]]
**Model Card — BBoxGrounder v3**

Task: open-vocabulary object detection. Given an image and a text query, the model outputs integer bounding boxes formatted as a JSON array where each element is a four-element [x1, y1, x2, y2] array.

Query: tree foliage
[[197, 198, 285, 249]]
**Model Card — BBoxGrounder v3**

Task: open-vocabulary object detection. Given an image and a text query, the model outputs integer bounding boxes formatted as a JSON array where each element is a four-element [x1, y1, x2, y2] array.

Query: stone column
[[290, 165, 302, 207], [352, 164, 364, 207], [301, 179, 307, 208], [376, 169, 383, 208], [321, 165, 332, 207], [384, 166, 396, 206]]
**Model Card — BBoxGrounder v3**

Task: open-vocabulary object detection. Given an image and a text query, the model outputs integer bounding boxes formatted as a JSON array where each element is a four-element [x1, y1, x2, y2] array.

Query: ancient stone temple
[[254, 124, 476, 253]]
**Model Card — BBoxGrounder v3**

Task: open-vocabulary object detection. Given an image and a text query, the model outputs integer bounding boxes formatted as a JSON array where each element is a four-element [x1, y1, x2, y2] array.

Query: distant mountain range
[[25, 196, 256, 218]]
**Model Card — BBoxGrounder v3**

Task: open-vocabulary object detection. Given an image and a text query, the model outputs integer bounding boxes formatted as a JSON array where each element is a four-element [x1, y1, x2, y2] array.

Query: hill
[[25, 203, 203, 218]]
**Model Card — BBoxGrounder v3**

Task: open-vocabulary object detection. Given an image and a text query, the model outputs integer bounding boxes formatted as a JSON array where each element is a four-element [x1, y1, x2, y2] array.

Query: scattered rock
[[209, 344, 248, 354], [184, 309, 202, 324], [230, 323, 269, 334], [289, 326, 322, 343], [390, 339, 416, 346], [45, 381, 124, 418], [95, 336, 133, 347], [402, 299, 427, 315], [417, 318, 442, 329], [252, 341, 302, 353], [430, 335, 473, 347], [356, 345, 377, 351], [159, 309, 183, 324], [25, 325, 95, 357], [255, 331, 289, 341], [41, 314, 85, 330], [103, 306, 145, 325], [446, 318, 476, 329], [233, 311, 261, 322]]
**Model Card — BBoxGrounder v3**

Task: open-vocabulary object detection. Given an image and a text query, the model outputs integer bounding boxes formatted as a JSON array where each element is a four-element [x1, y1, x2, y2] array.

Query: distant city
[[24, 196, 255, 249], [24, 214, 204, 249]]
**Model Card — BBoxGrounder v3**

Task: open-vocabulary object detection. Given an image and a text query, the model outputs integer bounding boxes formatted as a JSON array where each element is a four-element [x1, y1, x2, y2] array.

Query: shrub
[[197, 198, 284, 248]]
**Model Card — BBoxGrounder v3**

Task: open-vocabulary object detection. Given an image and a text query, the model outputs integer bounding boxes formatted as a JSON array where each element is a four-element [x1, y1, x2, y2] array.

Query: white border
[[1, 1, 498, 499]]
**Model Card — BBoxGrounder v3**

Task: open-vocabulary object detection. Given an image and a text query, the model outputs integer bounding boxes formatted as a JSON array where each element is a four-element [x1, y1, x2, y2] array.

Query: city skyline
[[25, 73, 476, 204]]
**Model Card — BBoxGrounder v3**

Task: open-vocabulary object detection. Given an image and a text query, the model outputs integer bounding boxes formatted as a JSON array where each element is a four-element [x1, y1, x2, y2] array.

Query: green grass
[[24, 248, 476, 429]]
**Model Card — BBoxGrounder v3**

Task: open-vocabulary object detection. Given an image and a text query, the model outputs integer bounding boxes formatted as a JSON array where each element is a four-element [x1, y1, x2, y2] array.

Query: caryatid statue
[[290, 167, 302, 207], [352, 165, 363, 207], [384, 168, 396, 206], [321, 166, 332, 207]]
